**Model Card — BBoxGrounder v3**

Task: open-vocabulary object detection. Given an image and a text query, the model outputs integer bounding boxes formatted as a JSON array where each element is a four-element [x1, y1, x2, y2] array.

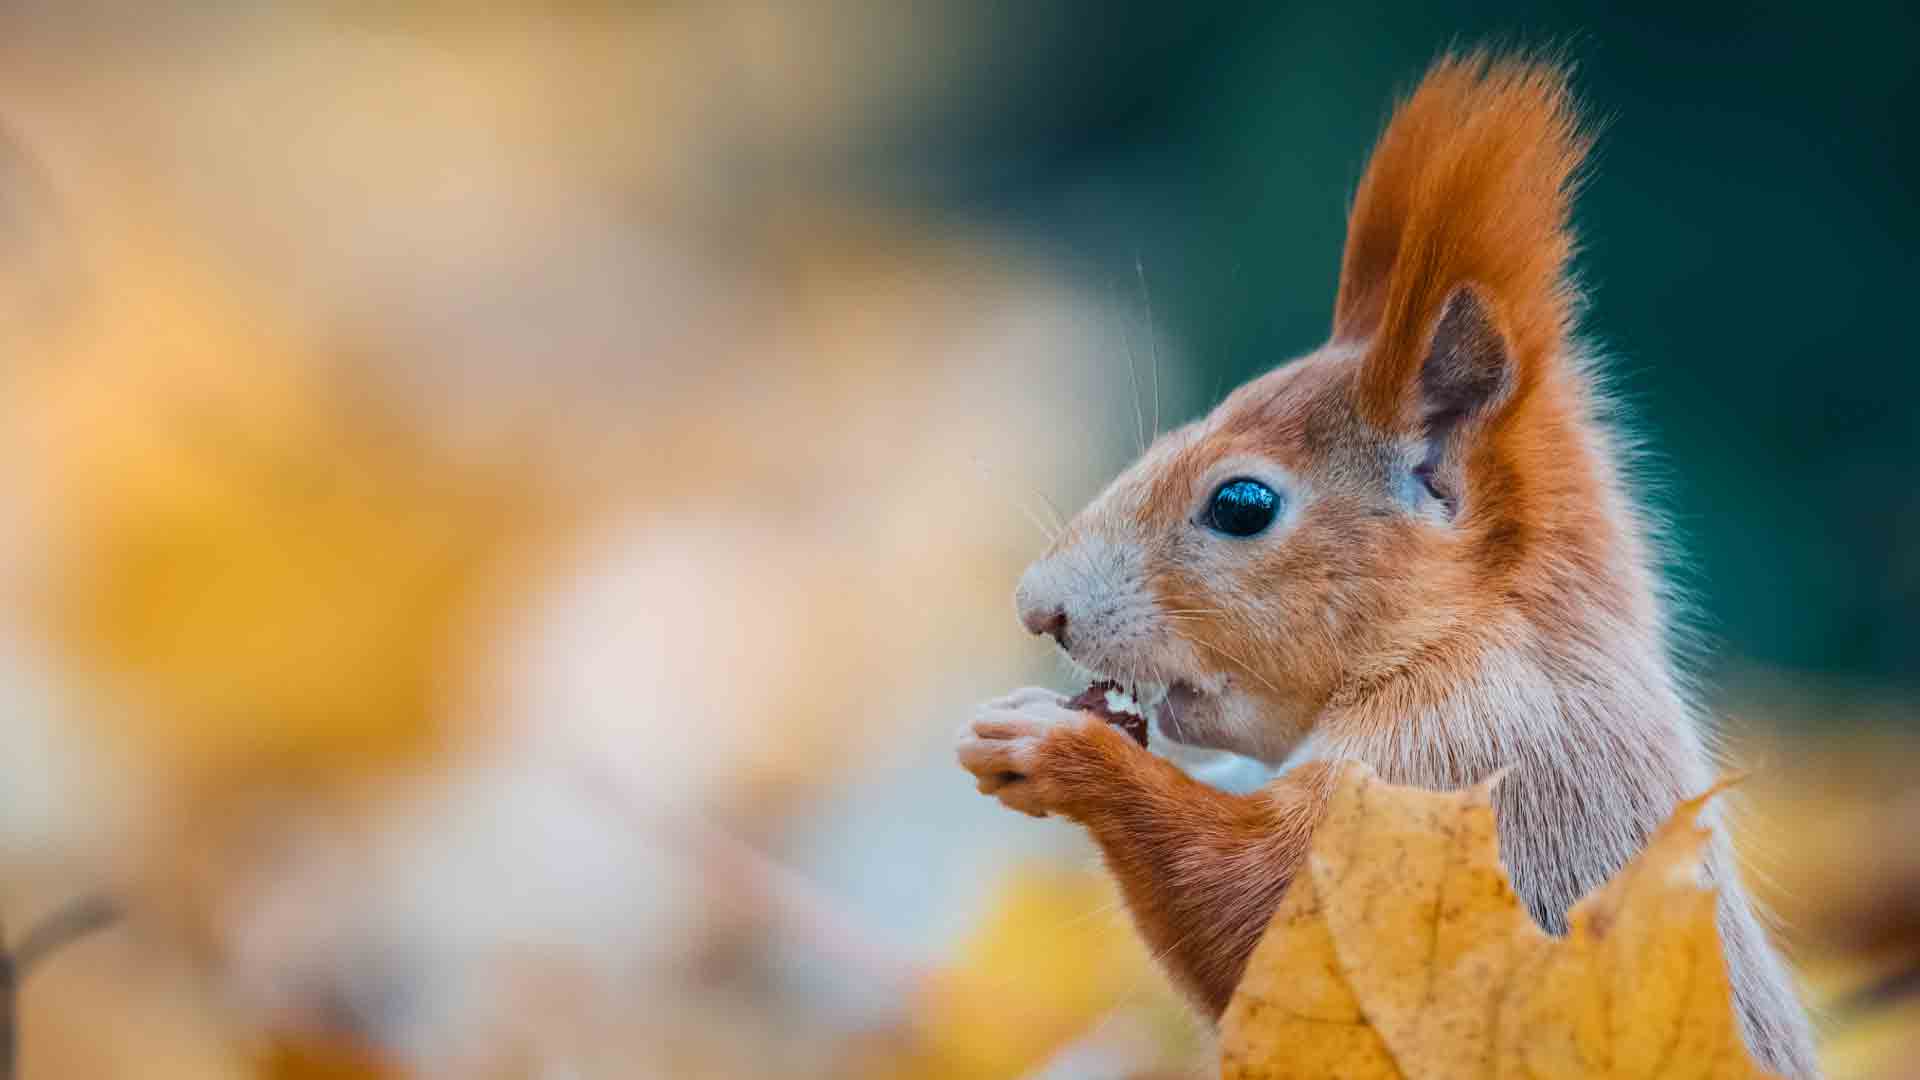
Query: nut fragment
[[1067, 680, 1150, 747]]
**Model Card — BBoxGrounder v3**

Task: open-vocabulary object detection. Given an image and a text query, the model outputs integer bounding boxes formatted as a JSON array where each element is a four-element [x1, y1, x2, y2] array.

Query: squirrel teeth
[[1066, 679, 1151, 747], [1103, 686, 1144, 717]]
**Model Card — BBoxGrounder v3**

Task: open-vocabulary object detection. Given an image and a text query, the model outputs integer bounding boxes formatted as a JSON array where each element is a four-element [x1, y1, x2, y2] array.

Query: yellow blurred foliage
[[254, 1039, 406, 1080], [844, 864, 1197, 1080], [9, 204, 563, 804], [1735, 723, 1920, 1080]]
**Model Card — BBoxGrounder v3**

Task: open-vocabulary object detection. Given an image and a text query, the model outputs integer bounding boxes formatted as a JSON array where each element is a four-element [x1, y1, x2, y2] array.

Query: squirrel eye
[[1205, 478, 1280, 537]]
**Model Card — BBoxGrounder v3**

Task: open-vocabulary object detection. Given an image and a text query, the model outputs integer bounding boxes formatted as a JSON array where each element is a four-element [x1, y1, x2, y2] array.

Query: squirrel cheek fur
[[971, 52, 1820, 1077]]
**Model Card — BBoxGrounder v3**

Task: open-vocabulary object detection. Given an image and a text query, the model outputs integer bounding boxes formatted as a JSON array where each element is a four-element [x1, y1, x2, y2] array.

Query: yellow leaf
[[1221, 764, 1773, 1079]]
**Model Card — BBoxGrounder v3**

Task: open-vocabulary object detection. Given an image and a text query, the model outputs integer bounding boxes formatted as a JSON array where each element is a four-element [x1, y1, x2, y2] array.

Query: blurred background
[[0, 3, 1912, 1077]]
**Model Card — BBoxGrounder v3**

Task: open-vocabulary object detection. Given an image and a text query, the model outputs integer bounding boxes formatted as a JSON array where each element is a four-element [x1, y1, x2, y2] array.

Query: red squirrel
[[957, 53, 1818, 1077]]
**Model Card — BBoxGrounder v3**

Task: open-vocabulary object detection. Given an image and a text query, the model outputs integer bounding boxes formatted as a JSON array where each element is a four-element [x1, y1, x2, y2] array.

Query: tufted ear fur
[[1335, 53, 1589, 442]]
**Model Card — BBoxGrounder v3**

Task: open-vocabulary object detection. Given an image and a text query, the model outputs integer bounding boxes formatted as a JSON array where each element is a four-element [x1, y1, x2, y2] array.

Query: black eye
[[1205, 478, 1280, 537]]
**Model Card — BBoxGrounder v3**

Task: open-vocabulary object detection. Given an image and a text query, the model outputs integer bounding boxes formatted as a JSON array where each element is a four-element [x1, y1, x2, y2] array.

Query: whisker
[[1146, 918, 1210, 986], [1036, 490, 1068, 535], [1188, 636, 1284, 696], [1115, 276, 1147, 455], [1020, 505, 1059, 545], [1135, 253, 1161, 441], [1044, 892, 1131, 935], [969, 454, 1058, 544]]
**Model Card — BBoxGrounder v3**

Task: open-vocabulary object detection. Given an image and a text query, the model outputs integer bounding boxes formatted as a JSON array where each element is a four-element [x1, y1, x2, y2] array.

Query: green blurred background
[[868, 1, 1919, 693]]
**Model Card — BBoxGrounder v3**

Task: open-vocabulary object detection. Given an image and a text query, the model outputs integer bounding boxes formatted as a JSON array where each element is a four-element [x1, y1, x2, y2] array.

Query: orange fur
[[966, 51, 1819, 1077], [1042, 725, 1338, 1013], [1339, 53, 1588, 426]]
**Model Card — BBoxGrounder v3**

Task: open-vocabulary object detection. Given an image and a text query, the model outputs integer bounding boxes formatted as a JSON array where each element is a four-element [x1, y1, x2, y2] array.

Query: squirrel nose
[[1022, 605, 1069, 649]]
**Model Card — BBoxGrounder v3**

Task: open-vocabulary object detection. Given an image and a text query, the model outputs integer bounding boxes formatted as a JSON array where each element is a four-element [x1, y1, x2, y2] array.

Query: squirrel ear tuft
[[1338, 52, 1588, 433], [1413, 287, 1512, 516]]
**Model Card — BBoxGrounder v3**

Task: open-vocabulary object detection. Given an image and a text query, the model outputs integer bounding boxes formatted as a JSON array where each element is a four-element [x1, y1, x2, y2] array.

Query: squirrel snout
[[1021, 604, 1069, 649], [1015, 570, 1070, 649]]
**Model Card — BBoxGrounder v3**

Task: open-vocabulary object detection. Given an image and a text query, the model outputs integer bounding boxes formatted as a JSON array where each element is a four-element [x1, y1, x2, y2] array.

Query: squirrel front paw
[[957, 687, 1134, 818]]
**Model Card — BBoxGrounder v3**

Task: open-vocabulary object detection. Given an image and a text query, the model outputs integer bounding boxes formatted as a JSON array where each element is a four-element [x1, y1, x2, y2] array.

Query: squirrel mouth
[[1081, 678, 1209, 743]]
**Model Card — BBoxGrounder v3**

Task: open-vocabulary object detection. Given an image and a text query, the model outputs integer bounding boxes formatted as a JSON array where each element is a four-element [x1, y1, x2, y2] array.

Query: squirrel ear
[[1339, 53, 1586, 429], [1411, 286, 1513, 516]]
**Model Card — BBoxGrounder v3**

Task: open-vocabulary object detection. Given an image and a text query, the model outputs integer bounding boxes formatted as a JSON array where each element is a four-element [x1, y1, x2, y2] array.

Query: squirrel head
[[1017, 54, 1619, 763]]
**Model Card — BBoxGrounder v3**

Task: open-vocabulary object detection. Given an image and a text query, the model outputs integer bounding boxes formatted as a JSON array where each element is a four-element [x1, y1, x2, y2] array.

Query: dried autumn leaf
[[1221, 763, 1773, 1079]]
